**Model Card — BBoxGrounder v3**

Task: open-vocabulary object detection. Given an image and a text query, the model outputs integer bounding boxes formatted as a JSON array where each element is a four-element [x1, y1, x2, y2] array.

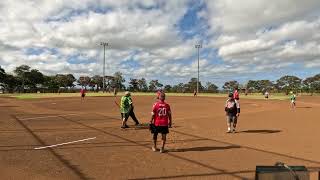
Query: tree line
[[222, 75, 320, 95], [0, 65, 319, 94]]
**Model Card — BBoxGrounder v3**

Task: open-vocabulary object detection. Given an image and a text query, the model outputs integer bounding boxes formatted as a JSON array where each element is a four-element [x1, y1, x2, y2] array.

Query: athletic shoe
[[152, 147, 157, 152], [232, 129, 236, 133], [160, 148, 165, 153], [121, 125, 129, 129]]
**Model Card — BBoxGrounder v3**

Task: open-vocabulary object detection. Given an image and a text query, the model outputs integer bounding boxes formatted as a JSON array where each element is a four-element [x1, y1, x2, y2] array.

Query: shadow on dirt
[[239, 130, 281, 134], [129, 170, 256, 180], [132, 125, 181, 130], [170, 145, 241, 152], [0, 105, 19, 107]]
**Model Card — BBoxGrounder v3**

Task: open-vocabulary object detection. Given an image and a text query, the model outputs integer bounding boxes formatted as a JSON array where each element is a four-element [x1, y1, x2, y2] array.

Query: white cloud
[[204, 0, 320, 80], [0, 0, 193, 80], [276, 42, 320, 60], [211, 35, 238, 47], [205, 0, 320, 33], [215, 18, 320, 67], [305, 60, 320, 68], [218, 39, 275, 57], [1, 0, 320, 87]]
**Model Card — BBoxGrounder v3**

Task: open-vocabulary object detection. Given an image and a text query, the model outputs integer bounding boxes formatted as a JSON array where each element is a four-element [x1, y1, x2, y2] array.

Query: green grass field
[[0, 92, 298, 100]]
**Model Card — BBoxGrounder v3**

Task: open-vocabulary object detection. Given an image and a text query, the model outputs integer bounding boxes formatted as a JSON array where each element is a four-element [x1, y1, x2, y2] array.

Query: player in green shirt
[[120, 91, 140, 128]]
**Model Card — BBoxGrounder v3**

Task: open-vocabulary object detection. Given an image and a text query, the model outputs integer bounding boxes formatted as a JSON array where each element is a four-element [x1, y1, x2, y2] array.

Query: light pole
[[100, 42, 108, 93], [195, 44, 202, 94]]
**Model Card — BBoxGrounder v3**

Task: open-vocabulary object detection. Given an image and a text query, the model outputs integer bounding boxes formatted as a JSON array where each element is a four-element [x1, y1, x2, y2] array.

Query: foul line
[[11, 115, 90, 180], [19, 114, 78, 121], [34, 137, 96, 150]]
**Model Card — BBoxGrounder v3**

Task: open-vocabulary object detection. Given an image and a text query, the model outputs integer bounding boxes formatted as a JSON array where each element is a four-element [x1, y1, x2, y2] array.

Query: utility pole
[[195, 44, 202, 94], [100, 42, 108, 93]]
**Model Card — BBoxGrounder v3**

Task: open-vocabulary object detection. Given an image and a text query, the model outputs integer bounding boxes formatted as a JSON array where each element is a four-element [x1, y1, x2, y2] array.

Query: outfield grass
[[118, 92, 292, 100], [0, 92, 297, 100], [1, 92, 116, 99]]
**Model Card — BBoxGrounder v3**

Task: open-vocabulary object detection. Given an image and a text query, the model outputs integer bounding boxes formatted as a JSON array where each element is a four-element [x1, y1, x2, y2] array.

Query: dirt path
[[1, 96, 319, 179]]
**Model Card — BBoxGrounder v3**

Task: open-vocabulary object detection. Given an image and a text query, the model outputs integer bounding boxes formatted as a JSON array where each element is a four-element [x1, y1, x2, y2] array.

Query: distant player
[[193, 89, 197, 97], [80, 88, 86, 101], [150, 92, 172, 153], [120, 91, 140, 128], [264, 91, 269, 99], [225, 92, 240, 133], [233, 87, 239, 100], [113, 87, 118, 97], [290, 92, 296, 108]]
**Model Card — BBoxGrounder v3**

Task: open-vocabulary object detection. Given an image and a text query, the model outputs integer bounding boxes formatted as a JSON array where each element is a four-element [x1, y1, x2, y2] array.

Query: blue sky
[[0, 0, 320, 88]]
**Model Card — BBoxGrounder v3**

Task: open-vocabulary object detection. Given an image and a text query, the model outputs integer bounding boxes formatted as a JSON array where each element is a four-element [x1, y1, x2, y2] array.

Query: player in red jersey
[[80, 88, 86, 102], [150, 92, 172, 153], [225, 92, 240, 133], [233, 86, 239, 100]]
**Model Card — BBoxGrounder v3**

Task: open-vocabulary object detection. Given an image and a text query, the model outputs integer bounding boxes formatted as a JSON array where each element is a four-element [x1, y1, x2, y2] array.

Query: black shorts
[[150, 125, 169, 135], [121, 113, 129, 120], [81, 94, 85, 97], [226, 115, 237, 124]]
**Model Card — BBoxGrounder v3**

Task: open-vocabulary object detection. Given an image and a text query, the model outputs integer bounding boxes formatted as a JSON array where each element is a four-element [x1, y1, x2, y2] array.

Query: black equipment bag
[[256, 163, 309, 180]]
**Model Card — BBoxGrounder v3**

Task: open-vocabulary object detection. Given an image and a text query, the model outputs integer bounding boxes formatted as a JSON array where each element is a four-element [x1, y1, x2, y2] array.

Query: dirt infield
[[1, 95, 320, 179]]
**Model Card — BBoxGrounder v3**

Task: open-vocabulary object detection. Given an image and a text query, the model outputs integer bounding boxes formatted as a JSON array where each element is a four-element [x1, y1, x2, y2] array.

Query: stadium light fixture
[[100, 42, 108, 93], [195, 44, 202, 94]]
